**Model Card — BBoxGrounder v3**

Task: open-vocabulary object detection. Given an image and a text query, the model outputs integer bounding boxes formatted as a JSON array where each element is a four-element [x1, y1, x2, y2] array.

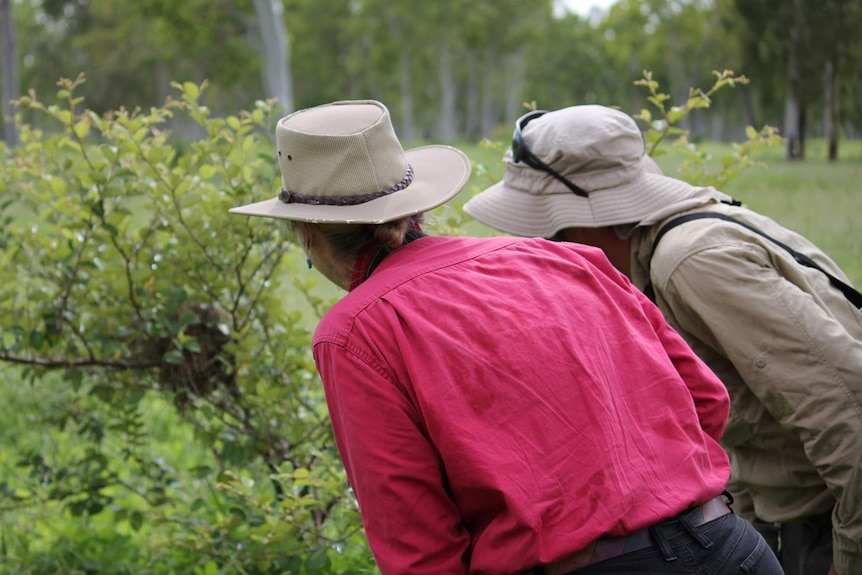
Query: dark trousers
[[566, 512, 783, 574], [747, 511, 833, 575], [778, 517, 833, 575]]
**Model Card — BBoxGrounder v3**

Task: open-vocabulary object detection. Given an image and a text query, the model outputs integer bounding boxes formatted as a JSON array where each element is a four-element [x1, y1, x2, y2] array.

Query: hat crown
[[276, 100, 408, 199], [229, 99, 471, 224], [463, 104, 731, 237], [518, 105, 644, 194]]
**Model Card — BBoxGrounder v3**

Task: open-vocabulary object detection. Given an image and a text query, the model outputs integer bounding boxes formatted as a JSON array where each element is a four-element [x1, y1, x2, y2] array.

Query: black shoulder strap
[[648, 212, 862, 309]]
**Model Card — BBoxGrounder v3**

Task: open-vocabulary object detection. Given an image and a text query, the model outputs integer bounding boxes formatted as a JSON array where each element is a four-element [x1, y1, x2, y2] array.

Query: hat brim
[[464, 156, 718, 237], [230, 145, 471, 224]]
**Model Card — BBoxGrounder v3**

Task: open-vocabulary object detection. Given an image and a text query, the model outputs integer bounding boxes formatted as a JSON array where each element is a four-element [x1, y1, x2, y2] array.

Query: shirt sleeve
[[633, 285, 730, 444], [661, 243, 862, 573], [313, 340, 470, 575]]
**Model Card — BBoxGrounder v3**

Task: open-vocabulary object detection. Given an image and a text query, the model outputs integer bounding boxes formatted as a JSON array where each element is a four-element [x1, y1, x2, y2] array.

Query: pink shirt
[[313, 235, 730, 575]]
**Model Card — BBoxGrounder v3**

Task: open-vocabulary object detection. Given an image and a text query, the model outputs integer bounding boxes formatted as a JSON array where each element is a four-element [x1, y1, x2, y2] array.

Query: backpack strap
[[646, 212, 862, 309]]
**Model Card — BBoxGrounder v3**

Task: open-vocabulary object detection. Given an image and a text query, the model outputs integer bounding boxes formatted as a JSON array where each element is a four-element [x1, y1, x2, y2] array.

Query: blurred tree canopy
[[3, 0, 861, 156]]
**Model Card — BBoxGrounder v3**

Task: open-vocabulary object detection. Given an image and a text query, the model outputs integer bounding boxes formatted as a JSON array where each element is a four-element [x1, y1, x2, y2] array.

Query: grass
[[718, 145, 862, 285]]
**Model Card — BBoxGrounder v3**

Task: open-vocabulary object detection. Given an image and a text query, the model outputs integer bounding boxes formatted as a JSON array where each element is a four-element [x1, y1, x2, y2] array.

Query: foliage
[[16, 0, 261, 115], [0, 74, 371, 573], [15, 0, 859, 148], [522, 13, 619, 108], [729, 0, 862, 108], [7, 1, 856, 160], [634, 69, 783, 189]]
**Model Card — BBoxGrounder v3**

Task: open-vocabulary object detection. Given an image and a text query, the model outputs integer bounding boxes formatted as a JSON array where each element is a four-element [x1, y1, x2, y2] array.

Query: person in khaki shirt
[[464, 104, 862, 575]]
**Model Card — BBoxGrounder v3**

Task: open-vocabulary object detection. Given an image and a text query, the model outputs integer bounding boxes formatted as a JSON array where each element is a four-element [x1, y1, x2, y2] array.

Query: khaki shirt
[[630, 202, 862, 574]]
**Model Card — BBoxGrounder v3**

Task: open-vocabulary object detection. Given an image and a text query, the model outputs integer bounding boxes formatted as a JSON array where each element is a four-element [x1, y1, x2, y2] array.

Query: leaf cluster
[[634, 69, 783, 188]]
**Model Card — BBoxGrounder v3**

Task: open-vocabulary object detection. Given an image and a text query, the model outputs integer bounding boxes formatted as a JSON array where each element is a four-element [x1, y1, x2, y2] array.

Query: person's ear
[[294, 222, 314, 252]]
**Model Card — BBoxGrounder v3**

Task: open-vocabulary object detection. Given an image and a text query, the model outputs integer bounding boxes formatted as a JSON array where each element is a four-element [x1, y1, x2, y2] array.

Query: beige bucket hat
[[463, 105, 731, 237], [230, 100, 472, 224]]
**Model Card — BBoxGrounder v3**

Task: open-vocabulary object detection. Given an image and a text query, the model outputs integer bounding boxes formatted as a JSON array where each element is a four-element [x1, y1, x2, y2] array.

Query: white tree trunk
[[824, 59, 839, 161], [387, 14, 414, 143], [437, 33, 457, 142], [480, 46, 498, 138], [398, 48, 415, 144], [784, 0, 803, 159], [0, 0, 19, 148], [465, 51, 480, 138], [783, 84, 800, 159], [253, 0, 294, 115], [504, 50, 526, 125]]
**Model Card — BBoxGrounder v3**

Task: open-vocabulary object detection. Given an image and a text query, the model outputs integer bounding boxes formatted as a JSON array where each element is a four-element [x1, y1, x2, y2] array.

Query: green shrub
[[0, 75, 372, 573]]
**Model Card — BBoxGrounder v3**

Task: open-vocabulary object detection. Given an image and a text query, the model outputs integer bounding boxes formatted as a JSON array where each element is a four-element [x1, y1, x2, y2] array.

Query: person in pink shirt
[[230, 99, 782, 575]]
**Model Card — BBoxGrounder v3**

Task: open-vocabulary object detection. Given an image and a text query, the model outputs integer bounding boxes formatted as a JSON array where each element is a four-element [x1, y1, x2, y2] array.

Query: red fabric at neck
[[349, 243, 378, 292]]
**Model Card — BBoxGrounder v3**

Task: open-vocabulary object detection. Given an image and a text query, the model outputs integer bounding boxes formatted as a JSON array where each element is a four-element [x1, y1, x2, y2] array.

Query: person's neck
[[559, 227, 632, 279], [346, 229, 427, 291]]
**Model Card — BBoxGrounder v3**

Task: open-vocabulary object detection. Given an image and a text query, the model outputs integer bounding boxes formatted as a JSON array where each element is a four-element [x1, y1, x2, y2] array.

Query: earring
[[300, 226, 313, 269]]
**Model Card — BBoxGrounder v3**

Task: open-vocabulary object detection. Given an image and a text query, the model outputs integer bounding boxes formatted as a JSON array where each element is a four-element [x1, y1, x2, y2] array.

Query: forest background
[[2, 0, 862, 157], [0, 0, 860, 573]]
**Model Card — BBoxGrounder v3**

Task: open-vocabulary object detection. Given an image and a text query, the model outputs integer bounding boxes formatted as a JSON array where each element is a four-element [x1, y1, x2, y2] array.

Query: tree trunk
[[739, 83, 757, 128], [783, 88, 801, 160], [253, 0, 294, 115], [437, 33, 457, 142], [386, 14, 414, 144], [0, 0, 19, 148], [465, 51, 480, 139], [665, 17, 692, 135], [398, 48, 415, 144], [824, 59, 840, 161], [627, 54, 641, 114], [504, 50, 526, 126], [784, 0, 803, 160], [798, 98, 806, 159], [480, 45, 498, 139]]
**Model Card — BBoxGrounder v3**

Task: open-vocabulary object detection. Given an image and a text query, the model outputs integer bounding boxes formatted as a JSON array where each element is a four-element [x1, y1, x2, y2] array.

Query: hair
[[292, 214, 425, 261]]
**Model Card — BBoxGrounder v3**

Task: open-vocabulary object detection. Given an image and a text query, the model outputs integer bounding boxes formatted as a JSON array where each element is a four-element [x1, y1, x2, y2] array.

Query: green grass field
[[717, 144, 862, 285]]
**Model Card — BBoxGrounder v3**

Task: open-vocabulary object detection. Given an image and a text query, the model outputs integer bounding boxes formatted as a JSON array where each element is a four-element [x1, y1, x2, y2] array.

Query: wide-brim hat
[[230, 100, 472, 224], [463, 105, 730, 237]]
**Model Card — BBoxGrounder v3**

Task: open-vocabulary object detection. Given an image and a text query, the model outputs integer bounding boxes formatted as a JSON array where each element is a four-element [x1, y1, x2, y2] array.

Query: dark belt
[[533, 496, 732, 575]]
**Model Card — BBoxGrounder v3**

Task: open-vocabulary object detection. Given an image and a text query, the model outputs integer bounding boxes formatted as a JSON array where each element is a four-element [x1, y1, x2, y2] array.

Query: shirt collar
[[349, 243, 379, 292], [630, 225, 654, 292], [348, 229, 428, 292]]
